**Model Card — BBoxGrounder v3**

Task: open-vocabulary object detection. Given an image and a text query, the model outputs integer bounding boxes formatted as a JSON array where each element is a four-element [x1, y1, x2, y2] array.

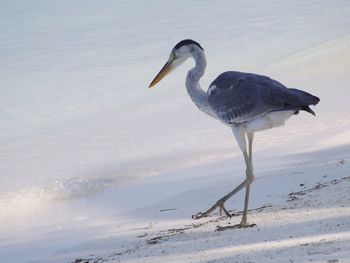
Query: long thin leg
[[193, 170, 250, 219], [216, 138, 256, 230], [240, 132, 254, 225], [193, 127, 255, 221], [248, 132, 254, 164]]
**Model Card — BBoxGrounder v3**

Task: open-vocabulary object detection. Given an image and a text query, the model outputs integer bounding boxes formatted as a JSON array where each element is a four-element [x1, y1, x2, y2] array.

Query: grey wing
[[207, 71, 319, 124]]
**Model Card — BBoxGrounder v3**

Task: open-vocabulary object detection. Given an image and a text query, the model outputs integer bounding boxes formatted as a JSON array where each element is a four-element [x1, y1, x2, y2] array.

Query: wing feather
[[208, 71, 319, 124]]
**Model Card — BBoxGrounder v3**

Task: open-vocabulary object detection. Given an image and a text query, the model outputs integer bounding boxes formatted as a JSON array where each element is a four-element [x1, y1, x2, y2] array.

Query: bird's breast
[[244, 110, 295, 132]]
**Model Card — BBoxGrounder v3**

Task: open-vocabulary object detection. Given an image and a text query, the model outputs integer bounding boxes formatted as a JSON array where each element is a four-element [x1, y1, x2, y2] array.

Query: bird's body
[[149, 39, 319, 227], [208, 71, 319, 132]]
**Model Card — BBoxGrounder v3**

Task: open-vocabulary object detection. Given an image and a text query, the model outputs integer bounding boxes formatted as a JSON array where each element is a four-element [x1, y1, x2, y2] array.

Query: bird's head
[[149, 39, 204, 88]]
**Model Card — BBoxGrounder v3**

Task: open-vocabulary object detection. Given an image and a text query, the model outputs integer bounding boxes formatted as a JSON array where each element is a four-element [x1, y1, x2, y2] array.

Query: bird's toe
[[192, 211, 208, 220]]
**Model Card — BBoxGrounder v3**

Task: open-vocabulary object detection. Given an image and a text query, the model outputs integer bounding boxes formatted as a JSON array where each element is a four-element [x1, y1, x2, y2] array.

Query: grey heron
[[149, 39, 319, 228]]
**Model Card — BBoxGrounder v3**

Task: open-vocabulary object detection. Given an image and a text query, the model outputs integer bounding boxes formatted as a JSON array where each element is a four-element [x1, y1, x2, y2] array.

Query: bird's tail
[[300, 105, 316, 116], [289, 88, 320, 106], [289, 88, 320, 116]]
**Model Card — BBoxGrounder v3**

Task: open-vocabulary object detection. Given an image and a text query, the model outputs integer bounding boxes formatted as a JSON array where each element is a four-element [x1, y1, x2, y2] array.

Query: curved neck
[[185, 48, 216, 118]]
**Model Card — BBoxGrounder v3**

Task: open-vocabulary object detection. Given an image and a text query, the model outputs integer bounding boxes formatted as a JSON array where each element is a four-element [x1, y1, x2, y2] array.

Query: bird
[[148, 39, 319, 228]]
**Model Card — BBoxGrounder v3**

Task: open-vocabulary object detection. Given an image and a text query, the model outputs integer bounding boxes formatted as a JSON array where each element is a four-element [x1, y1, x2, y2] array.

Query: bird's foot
[[216, 223, 256, 231], [192, 203, 231, 220], [192, 211, 208, 220]]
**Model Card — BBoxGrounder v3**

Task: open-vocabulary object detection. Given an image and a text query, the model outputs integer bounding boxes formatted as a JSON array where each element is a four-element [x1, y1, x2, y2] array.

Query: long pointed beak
[[149, 60, 174, 88]]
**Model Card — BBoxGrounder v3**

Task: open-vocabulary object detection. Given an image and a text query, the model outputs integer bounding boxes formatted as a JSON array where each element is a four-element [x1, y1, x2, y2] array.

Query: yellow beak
[[149, 60, 174, 88]]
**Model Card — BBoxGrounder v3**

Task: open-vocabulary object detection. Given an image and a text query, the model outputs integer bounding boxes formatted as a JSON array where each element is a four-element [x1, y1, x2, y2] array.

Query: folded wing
[[207, 71, 320, 124]]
